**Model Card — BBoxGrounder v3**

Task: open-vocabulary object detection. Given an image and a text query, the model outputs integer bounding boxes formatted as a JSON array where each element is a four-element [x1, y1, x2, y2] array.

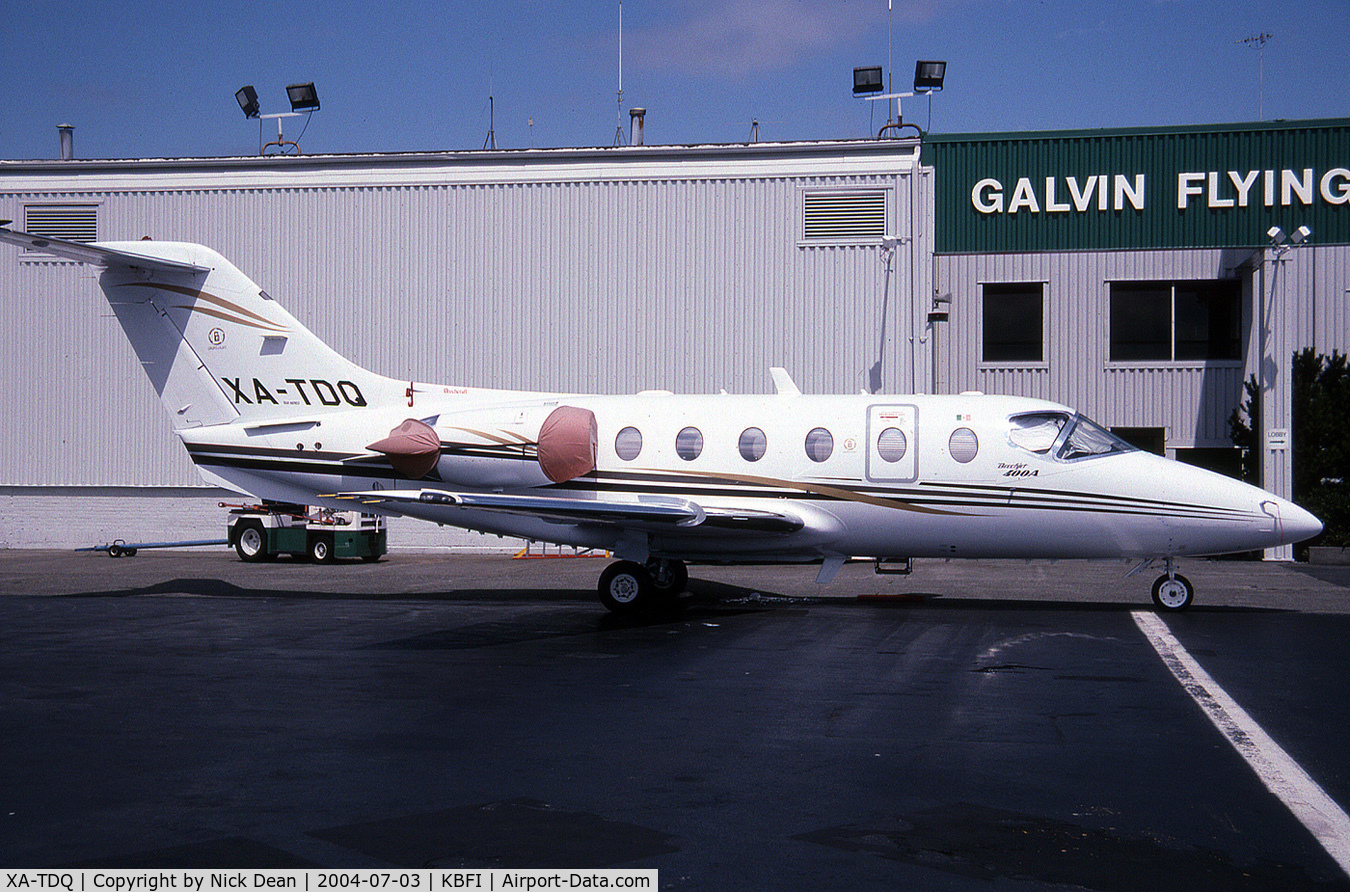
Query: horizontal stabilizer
[[0, 227, 209, 274]]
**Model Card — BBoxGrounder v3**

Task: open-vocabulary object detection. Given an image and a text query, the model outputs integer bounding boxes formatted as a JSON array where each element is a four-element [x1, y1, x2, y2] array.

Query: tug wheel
[[235, 521, 269, 562], [309, 534, 334, 564]]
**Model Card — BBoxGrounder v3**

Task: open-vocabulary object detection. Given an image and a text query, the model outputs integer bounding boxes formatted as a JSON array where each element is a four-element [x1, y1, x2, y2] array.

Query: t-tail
[[0, 227, 404, 428]]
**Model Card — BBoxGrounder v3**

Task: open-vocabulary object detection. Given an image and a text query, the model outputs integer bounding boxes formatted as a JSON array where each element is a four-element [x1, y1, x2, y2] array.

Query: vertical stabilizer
[[0, 229, 403, 429]]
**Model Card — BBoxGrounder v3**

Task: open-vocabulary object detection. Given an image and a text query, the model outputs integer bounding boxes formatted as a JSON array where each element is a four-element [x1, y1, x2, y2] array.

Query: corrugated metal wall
[[935, 244, 1350, 451], [0, 145, 929, 487], [938, 249, 1249, 449]]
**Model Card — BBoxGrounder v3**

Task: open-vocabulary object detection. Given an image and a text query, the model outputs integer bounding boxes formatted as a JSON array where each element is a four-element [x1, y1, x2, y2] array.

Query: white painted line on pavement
[[1132, 610, 1350, 878]]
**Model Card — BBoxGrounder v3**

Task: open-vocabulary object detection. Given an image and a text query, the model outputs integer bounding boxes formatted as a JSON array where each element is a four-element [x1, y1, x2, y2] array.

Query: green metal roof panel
[[925, 119, 1350, 253]]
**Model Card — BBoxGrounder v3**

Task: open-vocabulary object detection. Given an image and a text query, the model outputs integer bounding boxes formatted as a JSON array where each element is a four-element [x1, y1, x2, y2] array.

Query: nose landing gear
[[1151, 558, 1194, 611]]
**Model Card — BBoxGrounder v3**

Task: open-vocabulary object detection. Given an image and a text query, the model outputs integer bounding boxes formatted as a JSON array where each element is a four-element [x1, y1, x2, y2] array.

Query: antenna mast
[[887, 0, 894, 124], [613, 2, 626, 146], [1238, 32, 1273, 120]]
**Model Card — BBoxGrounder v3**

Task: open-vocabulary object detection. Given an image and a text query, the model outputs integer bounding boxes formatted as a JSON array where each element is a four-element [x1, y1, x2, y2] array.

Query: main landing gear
[[598, 558, 689, 613]]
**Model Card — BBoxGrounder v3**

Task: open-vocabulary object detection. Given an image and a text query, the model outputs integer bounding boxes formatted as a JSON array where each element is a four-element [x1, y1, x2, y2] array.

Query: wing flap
[[328, 489, 805, 534], [330, 489, 705, 528]]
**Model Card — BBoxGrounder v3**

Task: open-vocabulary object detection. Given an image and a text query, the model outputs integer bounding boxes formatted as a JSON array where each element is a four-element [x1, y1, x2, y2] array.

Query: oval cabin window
[[804, 428, 834, 463], [739, 427, 767, 462], [949, 427, 979, 463], [676, 427, 704, 461], [615, 426, 643, 461], [877, 427, 907, 462]]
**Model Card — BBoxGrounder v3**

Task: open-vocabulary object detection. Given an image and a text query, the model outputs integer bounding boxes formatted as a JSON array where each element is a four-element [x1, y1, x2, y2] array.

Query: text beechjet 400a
[[0, 226, 1322, 612]]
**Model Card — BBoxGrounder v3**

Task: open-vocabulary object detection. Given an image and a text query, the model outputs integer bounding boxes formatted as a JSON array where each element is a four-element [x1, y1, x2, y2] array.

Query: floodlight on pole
[[235, 83, 319, 155], [853, 66, 885, 95], [236, 86, 260, 118], [913, 60, 946, 92], [854, 60, 947, 138], [1268, 224, 1312, 258], [286, 82, 320, 112]]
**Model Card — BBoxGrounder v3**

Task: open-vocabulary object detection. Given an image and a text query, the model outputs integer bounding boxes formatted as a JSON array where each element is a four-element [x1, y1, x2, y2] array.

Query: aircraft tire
[[235, 521, 269, 562], [598, 560, 654, 613], [1151, 573, 1194, 611], [646, 558, 689, 597]]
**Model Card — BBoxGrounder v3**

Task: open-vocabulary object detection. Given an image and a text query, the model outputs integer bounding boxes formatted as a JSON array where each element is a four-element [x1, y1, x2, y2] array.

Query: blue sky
[[3, 0, 1346, 160]]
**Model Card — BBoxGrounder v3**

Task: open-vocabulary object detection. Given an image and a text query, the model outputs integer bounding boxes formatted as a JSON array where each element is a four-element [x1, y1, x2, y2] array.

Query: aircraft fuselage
[[179, 387, 1316, 568]]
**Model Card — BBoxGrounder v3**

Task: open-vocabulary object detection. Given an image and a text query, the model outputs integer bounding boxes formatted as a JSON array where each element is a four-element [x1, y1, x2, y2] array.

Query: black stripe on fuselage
[[182, 445, 1257, 523]]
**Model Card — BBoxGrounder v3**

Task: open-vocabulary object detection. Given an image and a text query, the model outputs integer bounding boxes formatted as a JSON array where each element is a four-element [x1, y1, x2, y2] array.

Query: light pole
[[1259, 223, 1312, 560]]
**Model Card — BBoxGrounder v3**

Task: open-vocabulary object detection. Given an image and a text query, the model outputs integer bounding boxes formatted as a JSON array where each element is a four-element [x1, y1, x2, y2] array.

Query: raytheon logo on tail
[[221, 377, 367, 407]]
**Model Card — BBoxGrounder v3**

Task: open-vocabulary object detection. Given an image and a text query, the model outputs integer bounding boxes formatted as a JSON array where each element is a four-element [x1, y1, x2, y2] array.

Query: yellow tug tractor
[[225, 502, 387, 563]]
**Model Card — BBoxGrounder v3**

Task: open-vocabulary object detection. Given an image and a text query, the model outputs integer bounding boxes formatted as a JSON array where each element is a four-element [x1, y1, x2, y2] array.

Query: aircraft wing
[[0, 226, 209, 274], [328, 489, 804, 534]]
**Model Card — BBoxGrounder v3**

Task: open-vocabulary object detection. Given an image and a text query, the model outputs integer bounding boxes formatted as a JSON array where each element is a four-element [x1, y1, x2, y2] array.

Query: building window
[[22, 204, 98, 248], [1109, 280, 1241, 362], [982, 283, 1044, 363], [1175, 282, 1242, 361], [802, 190, 886, 243], [1111, 427, 1166, 456], [1175, 447, 1241, 479]]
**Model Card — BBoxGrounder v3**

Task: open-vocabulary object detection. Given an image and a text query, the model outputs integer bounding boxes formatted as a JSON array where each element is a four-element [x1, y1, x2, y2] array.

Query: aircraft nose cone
[[1280, 501, 1323, 544]]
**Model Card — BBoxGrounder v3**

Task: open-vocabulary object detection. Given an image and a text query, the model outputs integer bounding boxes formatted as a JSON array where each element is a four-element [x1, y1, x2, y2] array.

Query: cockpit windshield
[[1007, 412, 1137, 461]]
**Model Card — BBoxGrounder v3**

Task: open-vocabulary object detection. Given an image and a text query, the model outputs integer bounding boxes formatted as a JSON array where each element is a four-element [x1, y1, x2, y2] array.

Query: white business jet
[[0, 226, 1322, 612]]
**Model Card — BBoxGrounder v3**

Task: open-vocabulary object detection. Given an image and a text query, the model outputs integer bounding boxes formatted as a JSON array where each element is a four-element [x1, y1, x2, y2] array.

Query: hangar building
[[1, 118, 1344, 558]]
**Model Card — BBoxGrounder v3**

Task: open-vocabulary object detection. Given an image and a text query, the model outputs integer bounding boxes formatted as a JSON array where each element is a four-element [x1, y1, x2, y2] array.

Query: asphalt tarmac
[[3, 549, 1350, 890]]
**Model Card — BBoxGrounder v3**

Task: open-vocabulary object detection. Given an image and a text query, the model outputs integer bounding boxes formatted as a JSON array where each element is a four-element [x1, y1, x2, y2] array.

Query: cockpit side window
[[1008, 412, 1070, 454]]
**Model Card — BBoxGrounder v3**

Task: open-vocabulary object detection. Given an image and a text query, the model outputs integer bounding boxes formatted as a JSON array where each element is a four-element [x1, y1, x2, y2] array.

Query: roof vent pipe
[[57, 124, 74, 161], [629, 108, 646, 146]]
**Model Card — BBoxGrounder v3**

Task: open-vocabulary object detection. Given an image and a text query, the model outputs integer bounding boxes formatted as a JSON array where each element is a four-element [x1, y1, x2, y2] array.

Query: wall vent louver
[[802, 191, 886, 242], [23, 205, 98, 245]]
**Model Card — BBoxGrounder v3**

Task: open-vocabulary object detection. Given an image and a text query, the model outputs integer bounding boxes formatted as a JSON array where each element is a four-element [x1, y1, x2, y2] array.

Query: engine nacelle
[[429, 404, 597, 489]]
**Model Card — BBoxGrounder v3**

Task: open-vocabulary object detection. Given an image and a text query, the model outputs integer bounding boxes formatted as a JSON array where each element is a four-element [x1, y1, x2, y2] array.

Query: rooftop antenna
[[886, 0, 895, 124], [734, 102, 783, 143], [483, 94, 497, 149], [1238, 32, 1273, 119], [613, 2, 627, 146]]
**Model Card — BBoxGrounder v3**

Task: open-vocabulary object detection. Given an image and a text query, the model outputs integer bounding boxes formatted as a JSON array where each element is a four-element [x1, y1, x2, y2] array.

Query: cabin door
[[865, 404, 918, 483]]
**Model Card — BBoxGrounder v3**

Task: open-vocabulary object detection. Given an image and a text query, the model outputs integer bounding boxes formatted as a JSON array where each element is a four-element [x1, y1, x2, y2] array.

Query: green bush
[[1230, 349, 1350, 548]]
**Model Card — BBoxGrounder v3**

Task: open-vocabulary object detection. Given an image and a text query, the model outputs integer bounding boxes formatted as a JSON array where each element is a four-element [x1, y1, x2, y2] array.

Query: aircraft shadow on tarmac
[[58, 574, 1288, 619]]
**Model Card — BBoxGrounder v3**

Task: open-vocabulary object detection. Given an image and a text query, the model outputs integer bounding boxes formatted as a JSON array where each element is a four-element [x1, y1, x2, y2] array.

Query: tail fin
[[1, 228, 402, 428]]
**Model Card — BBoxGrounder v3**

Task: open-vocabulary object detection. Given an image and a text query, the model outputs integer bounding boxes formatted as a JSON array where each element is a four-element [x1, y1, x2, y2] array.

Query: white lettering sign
[[974, 175, 1145, 214], [976, 168, 1347, 214]]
